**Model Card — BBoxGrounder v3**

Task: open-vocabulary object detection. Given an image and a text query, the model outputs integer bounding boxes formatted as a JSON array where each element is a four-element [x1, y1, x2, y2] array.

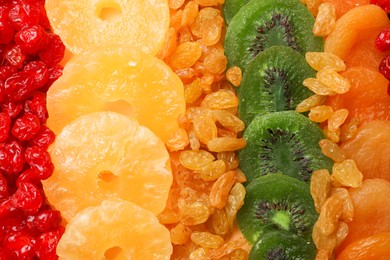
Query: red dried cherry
[[375, 28, 390, 51], [4, 71, 36, 101], [24, 146, 54, 179], [14, 25, 46, 54], [29, 126, 55, 149], [1, 100, 23, 118], [0, 140, 24, 174], [10, 182, 43, 214], [23, 61, 49, 90], [12, 113, 41, 141], [8, 2, 39, 31], [0, 112, 11, 142], [35, 227, 64, 260], [0, 173, 8, 200], [3, 232, 36, 259], [0, 5, 14, 45], [39, 34, 65, 67], [31, 209, 62, 233], [379, 55, 390, 78], [4, 45, 26, 68]]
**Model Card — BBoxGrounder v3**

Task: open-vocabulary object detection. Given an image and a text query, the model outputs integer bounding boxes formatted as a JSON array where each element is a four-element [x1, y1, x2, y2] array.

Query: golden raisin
[[225, 183, 246, 230], [340, 117, 359, 142], [209, 171, 236, 209], [309, 105, 334, 122], [328, 109, 349, 132], [317, 69, 351, 94], [185, 78, 203, 104], [207, 137, 246, 152], [306, 52, 346, 72], [179, 201, 210, 225], [170, 41, 203, 69], [204, 49, 228, 74], [331, 159, 363, 188], [313, 3, 336, 37], [323, 126, 340, 143], [319, 139, 347, 162], [207, 208, 231, 238], [198, 159, 226, 181], [330, 188, 354, 223], [216, 151, 239, 171], [191, 231, 224, 249], [201, 89, 238, 110], [192, 113, 218, 144], [189, 248, 209, 260], [230, 248, 249, 259], [170, 223, 191, 245], [310, 169, 331, 213], [317, 194, 344, 235], [296, 94, 327, 113], [179, 150, 215, 170], [303, 78, 337, 96], [226, 66, 242, 87], [181, 1, 199, 27], [212, 109, 245, 133]]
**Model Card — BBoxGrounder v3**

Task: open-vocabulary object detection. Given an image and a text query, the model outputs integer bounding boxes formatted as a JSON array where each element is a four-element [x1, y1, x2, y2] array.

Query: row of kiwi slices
[[222, 0, 333, 259]]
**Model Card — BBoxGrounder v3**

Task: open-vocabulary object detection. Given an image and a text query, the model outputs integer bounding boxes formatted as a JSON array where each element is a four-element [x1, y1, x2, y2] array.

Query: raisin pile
[[0, 0, 65, 258]]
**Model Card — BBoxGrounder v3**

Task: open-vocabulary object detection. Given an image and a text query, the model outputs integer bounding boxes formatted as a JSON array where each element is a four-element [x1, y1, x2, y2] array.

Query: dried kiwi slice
[[237, 174, 318, 244], [222, 0, 248, 25], [249, 231, 316, 260], [238, 46, 315, 125], [224, 0, 323, 71], [238, 111, 333, 183]]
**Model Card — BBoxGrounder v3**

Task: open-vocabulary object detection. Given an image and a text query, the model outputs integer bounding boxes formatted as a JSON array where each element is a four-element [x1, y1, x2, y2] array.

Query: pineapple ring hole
[[95, 1, 122, 22], [98, 170, 117, 183], [104, 246, 123, 259], [104, 100, 134, 118]]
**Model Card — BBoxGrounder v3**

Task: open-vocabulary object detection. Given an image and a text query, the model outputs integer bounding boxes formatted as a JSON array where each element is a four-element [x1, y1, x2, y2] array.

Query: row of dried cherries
[[0, 0, 65, 259]]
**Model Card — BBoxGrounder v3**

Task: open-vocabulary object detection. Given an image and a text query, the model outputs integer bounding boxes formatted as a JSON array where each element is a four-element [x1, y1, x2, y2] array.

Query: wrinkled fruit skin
[[0, 0, 64, 257]]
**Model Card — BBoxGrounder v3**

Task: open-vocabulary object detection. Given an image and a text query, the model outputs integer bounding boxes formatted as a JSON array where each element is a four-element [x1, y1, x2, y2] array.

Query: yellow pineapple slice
[[45, 0, 169, 55], [46, 44, 185, 143], [57, 200, 172, 259], [43, 112, 172, 221]]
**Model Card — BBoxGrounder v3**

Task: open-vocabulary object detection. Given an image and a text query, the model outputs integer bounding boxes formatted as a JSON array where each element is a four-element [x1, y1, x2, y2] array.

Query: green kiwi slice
[[249, 231, 316, 260], [222, 0, 249, 25], [238, 46, 315, 125], [238, 111, 333, 183], [224, 0, 323, 71], [237, 174, 318, 244]]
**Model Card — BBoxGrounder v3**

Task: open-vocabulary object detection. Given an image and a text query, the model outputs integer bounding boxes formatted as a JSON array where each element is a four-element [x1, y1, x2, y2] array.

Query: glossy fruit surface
[[43, 112, 172, 221], [46, 44, 185, 143]]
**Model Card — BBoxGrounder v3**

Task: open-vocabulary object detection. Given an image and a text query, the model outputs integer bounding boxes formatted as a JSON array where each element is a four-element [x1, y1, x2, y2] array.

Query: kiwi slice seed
[[237, 174, 318, 244], [238, 111, 333, 183], [224, 0, 323, 71], [249, 231, 316, 260], [238, 46, 315, 125]]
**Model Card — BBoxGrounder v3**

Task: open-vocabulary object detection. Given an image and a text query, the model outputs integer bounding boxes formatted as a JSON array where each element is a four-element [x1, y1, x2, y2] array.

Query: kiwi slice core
[[238, 111, 333, 183], [224, 0, 323, 71], [238, 46, 315, 125], [249, 231, 317, 260], [237, 174, 317, 244]]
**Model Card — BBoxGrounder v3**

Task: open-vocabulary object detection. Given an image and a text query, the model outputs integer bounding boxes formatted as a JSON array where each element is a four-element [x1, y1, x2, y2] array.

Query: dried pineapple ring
[[57, 200, 172, 259], [45, 0, 169, 55], [46, 44, 185, 143], [43, 112, 172, 221]]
